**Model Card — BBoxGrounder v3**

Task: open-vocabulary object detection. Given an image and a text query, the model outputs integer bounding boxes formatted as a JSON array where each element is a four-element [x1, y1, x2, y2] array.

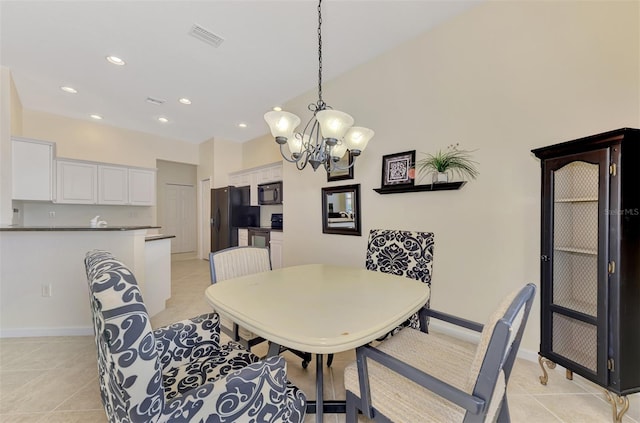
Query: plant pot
[[432, 172, 449, 184]]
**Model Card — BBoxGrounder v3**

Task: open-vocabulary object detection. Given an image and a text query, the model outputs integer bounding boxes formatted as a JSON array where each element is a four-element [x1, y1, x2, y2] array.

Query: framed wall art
[[381, 150, 415, 188], [327, 150, 354, 182]]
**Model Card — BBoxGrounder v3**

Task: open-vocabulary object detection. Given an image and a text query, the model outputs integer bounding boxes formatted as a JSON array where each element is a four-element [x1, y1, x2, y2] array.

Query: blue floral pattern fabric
[[85, 250, 306, 423], [365, 230, 434, 332]]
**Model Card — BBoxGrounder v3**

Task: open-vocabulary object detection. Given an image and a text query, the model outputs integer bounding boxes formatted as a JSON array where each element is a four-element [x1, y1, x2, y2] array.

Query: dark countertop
[[145, 234, 176, 242], [245, 226, 283, 232], [0, 225, 160, 232]]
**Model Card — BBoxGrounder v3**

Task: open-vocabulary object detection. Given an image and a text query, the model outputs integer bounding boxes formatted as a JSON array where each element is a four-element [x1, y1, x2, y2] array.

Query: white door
[[200, 179, 211, 260], [164, 184, 197, 254]]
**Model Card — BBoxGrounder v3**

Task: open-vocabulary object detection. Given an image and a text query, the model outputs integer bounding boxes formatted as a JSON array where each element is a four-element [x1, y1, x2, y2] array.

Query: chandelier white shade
[[263, 0, 373, 172], [264, 111, 301, 142]]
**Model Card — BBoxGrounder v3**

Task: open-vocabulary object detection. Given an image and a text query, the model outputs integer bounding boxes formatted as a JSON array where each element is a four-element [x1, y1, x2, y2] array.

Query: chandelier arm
[[327, 158, 356, 172], [278, 144, 303, 164], [296, 154, 310, 171]]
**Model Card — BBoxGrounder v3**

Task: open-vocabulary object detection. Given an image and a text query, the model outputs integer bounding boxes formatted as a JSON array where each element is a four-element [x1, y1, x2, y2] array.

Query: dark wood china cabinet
[[532, 128, 640, 423]]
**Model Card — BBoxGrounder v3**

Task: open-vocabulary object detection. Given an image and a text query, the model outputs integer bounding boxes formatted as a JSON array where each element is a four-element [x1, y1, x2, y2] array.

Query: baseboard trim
[[429, 320, 540, 364], [0, 326, 93, 338]]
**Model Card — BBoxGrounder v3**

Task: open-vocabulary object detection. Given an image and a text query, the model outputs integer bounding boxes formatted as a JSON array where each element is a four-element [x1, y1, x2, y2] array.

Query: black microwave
[[258, 181, 283, 205]]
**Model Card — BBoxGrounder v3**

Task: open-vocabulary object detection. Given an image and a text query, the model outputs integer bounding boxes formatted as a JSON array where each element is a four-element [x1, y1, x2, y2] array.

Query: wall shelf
[[373, 181, 466, 194]]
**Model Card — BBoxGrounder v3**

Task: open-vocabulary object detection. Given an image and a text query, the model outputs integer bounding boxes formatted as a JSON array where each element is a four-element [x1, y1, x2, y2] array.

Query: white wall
[[0, 67, 22, 225], [21, 203, 153, 226], [21, 109, 199, 168], [272, 0, 640, 354], [213, 138, 243, 188]]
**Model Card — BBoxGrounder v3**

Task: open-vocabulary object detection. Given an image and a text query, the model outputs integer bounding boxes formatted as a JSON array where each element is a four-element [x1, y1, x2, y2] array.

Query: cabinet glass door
[[544, 148, 609, 381]]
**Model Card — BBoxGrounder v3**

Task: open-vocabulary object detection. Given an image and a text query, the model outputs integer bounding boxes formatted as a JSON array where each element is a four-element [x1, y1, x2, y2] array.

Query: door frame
[[199, 178, 211, 260]]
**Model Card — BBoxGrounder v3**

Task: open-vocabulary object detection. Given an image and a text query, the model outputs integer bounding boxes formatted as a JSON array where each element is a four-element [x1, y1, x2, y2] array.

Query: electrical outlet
[[41, 284, 53, 297]]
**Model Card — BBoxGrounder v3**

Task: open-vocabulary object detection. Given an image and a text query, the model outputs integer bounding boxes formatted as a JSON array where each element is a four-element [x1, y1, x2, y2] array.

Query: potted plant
[[416, 143, 479, 184]]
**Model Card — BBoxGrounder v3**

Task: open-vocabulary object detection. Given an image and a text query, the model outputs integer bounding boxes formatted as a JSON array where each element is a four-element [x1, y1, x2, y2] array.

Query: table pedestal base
[[267, 344, 346, 422]]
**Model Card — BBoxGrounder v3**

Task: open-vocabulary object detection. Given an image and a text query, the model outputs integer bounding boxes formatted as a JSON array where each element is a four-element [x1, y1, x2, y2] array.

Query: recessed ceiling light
[[158, 117, 169, 123], [60, 86, 77, 94], [106, 55, 125, 66], [179, 98, 192, 105], [238, 123, 247, 128], [90, 114, 103, 120], [273, 106, 282, 111]]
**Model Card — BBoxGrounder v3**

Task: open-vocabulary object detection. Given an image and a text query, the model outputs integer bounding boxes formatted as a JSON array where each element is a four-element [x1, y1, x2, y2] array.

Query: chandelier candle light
[[264, 0, 374, 172]]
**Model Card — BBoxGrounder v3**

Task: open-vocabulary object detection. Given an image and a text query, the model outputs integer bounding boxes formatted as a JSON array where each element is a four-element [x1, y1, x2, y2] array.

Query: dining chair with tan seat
[[344, 283, 536, 422]]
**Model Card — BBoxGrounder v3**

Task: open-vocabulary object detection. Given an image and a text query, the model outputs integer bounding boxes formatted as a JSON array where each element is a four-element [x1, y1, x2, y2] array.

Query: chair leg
[[327, 353, 334, 367], [496, 394, 510, 422], [346, 391, 359, 423]]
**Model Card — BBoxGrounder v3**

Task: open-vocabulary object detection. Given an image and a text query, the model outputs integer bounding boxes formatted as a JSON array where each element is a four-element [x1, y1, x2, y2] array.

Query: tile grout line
[[528, 393, 567, 423]]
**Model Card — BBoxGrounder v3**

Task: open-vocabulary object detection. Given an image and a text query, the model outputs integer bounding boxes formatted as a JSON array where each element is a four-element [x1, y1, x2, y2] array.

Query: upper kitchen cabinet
[[128, 168, 156, 206], [98, 165, 128, 205], [11, 137, 55, 201], [56, 159, 98, 204], [257, 164, 282, 184], [56, 159, 156, 206]]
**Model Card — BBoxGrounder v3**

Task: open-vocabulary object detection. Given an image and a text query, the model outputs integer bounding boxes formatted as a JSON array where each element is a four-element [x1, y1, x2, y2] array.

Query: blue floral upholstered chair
[[366, 229, 434, 334], [84, 250, 306, 423]]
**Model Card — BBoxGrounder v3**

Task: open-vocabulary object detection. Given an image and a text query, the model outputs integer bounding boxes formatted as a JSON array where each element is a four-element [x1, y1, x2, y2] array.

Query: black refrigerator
[[210, 186, 259, 253]]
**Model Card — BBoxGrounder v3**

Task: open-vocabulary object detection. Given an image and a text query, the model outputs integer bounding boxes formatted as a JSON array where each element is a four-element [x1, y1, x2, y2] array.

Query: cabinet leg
[[566, 369, 573, 380], [604, 391, 629, 423], [538, 355, 556, 386]]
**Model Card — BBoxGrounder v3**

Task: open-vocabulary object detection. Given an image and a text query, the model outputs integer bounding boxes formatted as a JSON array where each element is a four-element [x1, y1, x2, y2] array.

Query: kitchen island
[[0, 225, 171, 337]]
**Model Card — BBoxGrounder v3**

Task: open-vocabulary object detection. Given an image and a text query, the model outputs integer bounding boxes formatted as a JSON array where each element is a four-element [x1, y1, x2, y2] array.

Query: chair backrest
[[366, 229, 434, 284], [465, 283, 536, 422], [85, 250, 164, 423], [209, 246, 272, 283]]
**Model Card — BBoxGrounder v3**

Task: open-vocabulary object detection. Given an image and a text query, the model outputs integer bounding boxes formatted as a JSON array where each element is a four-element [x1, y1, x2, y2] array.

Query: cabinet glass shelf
[[553, 299, 598, 318], [554, 246, 597, 255], [554, 197, 598, 203]]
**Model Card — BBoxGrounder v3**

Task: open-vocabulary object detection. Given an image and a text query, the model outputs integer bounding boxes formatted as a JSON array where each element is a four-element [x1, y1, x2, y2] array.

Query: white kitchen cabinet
[[128, 168, 156, 206], [98, 165, 128, 205], [56, 159, 98, 204], [238, 228, 248, 246], [257, 164, 283, 184], [229, 162, 282, 207], [270, 230, 283, 269], [11, 137, 54, 201]]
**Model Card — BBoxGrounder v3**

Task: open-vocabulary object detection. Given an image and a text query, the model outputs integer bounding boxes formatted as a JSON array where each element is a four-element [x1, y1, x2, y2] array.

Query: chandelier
[[263, 0, 374, 172]]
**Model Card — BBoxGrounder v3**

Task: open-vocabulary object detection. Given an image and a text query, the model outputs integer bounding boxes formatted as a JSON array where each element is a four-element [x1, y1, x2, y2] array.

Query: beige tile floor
[[0, 255, 638, 423]]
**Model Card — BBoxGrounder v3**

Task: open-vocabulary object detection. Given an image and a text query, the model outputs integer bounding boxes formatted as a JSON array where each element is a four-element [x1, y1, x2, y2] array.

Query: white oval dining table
[[204, 263, 430, 422]]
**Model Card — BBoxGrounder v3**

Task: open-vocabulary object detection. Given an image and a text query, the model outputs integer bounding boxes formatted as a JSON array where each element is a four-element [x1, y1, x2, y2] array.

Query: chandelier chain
[[317, 0, 323, 107]]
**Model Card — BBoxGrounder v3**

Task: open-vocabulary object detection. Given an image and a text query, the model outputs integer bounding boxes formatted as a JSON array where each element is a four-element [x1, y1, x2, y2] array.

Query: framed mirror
[[327, 150, 354, 181], [321, 184, 361, 236]]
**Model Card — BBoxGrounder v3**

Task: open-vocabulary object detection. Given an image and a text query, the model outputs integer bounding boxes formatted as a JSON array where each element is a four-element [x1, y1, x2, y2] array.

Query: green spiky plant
[[417, 143, 479, 182]]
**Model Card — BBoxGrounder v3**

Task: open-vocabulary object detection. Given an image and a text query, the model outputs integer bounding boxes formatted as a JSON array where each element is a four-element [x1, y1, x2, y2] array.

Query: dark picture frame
[[327, 150, 354, 182], [381, 150, 415, 188], [321, 184, 361, 236]]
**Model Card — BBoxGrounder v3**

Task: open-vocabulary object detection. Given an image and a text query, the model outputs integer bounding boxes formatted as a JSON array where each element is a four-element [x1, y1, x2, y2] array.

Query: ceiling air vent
[[189, 24, 224, 48], [146, 97, 166, 105]]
